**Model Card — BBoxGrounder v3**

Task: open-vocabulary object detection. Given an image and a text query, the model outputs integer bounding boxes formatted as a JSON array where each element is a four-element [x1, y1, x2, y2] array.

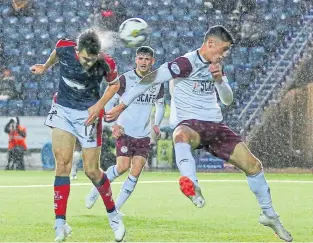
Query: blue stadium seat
[[36, 0, 48, 10], [3, 26, 17, 36], [62, 1, 77, 12], [22, 49, 37, 64], [24, 33, 36, 42], [150, 31, 162, 39], [48, 2, 63, 16], [39, 99, 52, 116], [53, 16, 65, 25], [147, 1, 162, 8], [66, 27, 79, 40], [4, 45, 20, 56], [172, 8, 188, 19], [19, 26, 33, 37], [155, 48, 165, 56], [235, 68, 254, 86], [7, 100, 24, 116], [231, 47, 249, 67], [77, 8, 91, 18], [263, 30, 278, 52], [10, 66, 21, 74], [0, 100, 8, 116], [145, 8, 158, 17], [125, 8, 138, 17], [149, 38, 162, 49], [38, 82, 55, 99], [229, 81, 239, 91], [263, 13, 276, 31], [33, 23, 48, 36], [49, 25, 64, 37], [7, 16, 18, 25], [63, 11, 77, 22], [21, 16, 34, 25], [22, 82, 39, 100], [176, 21, 190, 32], [249, 47, 265, 68], [39, 33, 50, 41], [38, 16, 49, 26], [24, 100, 40, 116], [55, 32, 67, 40], [223, 65, 235, 82]]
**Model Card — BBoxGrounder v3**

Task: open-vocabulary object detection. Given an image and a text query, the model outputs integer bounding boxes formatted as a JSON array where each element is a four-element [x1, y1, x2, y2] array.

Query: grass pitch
[[0, 171, 312, 242]]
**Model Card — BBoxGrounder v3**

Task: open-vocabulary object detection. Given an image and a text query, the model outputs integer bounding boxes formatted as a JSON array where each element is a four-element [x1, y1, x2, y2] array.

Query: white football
[[118, 18, 150, 48]]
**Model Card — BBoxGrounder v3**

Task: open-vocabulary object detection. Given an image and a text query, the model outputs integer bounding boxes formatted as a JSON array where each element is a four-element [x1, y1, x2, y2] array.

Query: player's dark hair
[[77, 29, 101, 55], [204, 25, 234, 44], [136, 46, 154, 57]]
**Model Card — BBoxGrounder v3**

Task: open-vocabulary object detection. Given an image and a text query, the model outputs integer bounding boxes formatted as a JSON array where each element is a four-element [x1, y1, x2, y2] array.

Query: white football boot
[[108, 211, 126, 242], [54, 222, 72, 242], [259, 213, 293, 242], [85, 186, 100, 209]]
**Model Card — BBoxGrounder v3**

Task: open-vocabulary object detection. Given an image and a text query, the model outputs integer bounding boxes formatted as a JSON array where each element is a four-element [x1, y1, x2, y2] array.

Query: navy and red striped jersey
[[54, 39, 118, 110]]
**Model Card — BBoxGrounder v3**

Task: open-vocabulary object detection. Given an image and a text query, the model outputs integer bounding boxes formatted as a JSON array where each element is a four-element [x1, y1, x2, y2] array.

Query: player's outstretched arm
[[105, 64, 172, 122], [85, 81, 120, 126], [30, 49, 59, 75]]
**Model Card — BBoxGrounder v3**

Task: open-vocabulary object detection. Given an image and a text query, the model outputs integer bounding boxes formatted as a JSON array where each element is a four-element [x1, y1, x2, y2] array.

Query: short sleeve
[[167, 56, 193, 78], [55, 39, 76, 56], [103, 54, 118, 83], [117, 75, 126, 96], [55, 39, 76, 48]]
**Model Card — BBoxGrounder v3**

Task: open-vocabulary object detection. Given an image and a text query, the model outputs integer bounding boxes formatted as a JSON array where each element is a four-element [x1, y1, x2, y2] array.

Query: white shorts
[[45, 103, 103, 148]]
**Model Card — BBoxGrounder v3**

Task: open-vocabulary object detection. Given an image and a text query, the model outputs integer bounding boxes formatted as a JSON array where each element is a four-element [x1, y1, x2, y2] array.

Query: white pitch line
[[0, 179, 312, 188]]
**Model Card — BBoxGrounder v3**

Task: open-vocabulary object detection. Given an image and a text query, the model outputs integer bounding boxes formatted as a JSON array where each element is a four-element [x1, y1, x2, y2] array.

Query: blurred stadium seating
[[0, 0, 312, 137]]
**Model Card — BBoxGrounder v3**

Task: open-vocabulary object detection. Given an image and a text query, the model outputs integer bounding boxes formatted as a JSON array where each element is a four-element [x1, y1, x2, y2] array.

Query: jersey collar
[[196, 49, 210, 65], [134, 69, 144, 78]]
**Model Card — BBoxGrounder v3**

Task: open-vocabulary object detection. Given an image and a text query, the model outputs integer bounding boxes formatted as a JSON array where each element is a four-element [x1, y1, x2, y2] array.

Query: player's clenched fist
[[30, 64, 47, 75], [209, 63, 223, 83]]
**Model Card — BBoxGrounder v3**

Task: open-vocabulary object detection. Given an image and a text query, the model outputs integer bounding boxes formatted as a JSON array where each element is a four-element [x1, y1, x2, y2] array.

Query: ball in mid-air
[[118, 18, 150, 48]]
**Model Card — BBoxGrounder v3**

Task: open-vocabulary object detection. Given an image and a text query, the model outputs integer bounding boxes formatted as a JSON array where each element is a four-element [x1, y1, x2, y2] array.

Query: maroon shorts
[[177, 119, 242, 161], [116, 134, 151, 158]]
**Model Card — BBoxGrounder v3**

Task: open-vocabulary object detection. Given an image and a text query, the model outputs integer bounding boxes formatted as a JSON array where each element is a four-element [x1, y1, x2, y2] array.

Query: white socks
[[174, 143, 198, 186], [247, 171, 276, 217], [106, 165, 120, 182], [115, 174, 138, 210]]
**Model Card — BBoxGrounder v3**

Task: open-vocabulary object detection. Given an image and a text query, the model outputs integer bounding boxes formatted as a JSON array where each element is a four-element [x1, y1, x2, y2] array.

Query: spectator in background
[[0, 68, 18, 100], [11, 0, 34, 16], [239, 0, 257, 13], [91, 0, 127, 32], [203, 0, 238, 15], [4, 117, 27, 170], [239, 13, 265, 47]]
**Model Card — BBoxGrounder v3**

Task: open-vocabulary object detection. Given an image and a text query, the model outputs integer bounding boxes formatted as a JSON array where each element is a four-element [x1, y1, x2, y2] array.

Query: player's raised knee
[[245, 158, 262, 175], [173, 126, 191, 143]]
